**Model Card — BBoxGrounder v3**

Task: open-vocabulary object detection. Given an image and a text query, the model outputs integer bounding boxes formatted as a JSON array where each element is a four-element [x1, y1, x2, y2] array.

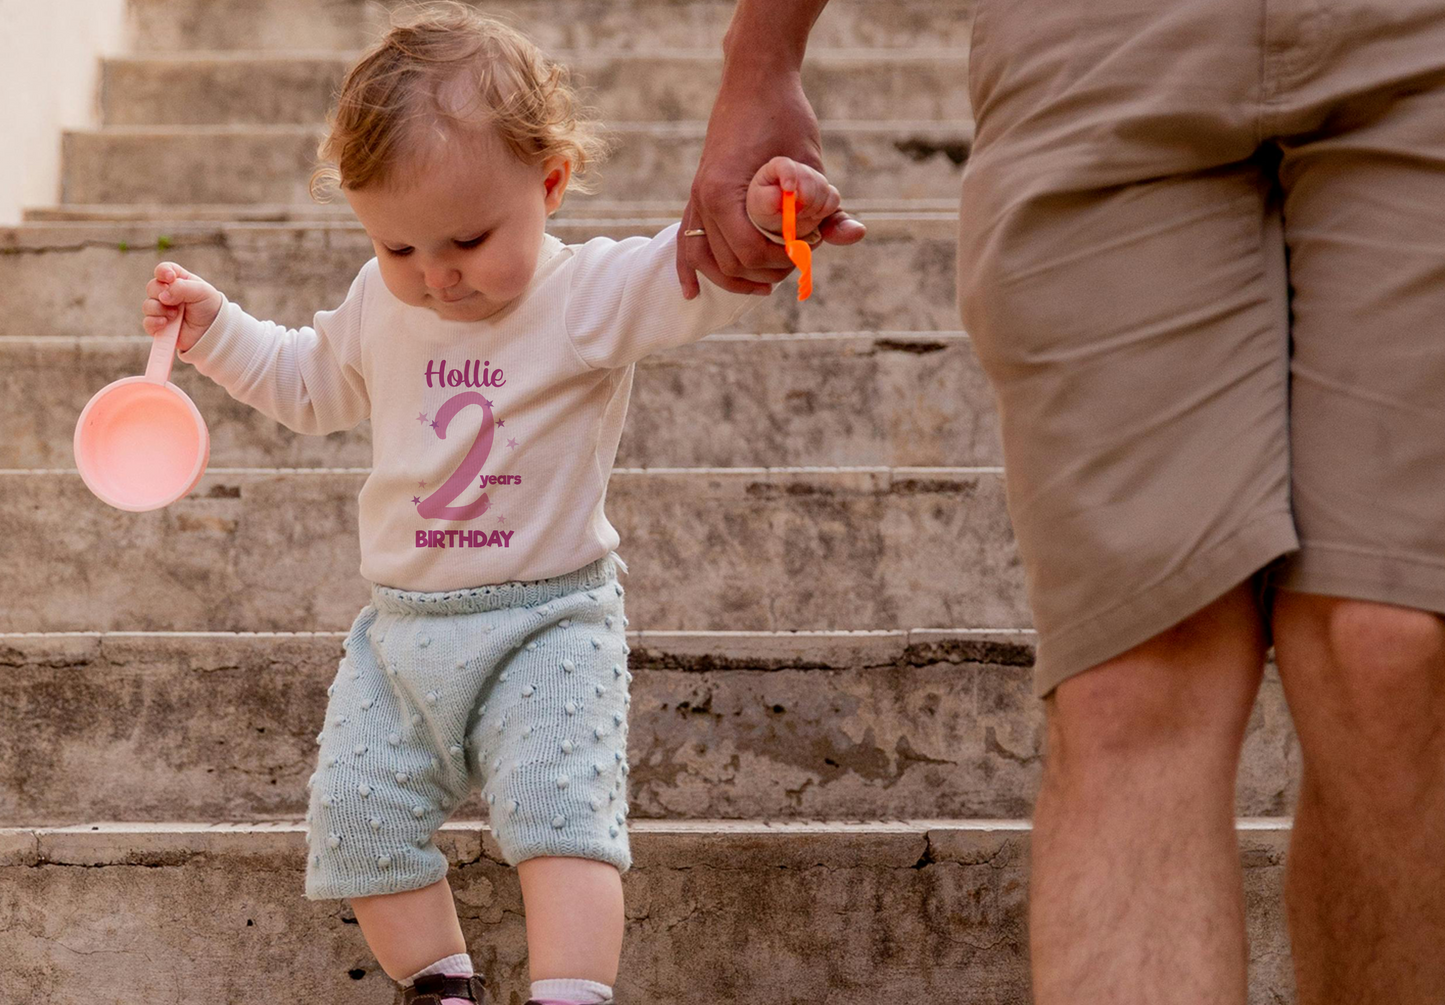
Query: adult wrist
[[720, 0, 822, 73]]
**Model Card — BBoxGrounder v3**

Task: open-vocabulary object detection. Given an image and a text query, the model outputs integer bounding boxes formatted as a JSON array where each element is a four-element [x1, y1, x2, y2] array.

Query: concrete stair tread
[[1, 215, 964, 337], [0, 629, 1300, 823], [125, 0, 977, 53], [24, 197, 962, 222], [4, 211, 958, 240], [2, 330, 998, 469], [1, 817, 1291, 844], [100, 50, 969, 125], [0, 817, 1296, 1004], [105, 47, 968, 62], [68, 119, 971, 138], [58, 122, 974, 204], [4, 465, 1022, 633]]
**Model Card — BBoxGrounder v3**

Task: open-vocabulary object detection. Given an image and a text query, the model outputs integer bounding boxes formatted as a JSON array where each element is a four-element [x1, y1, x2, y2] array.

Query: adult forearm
[[721, 0, 831, 74]]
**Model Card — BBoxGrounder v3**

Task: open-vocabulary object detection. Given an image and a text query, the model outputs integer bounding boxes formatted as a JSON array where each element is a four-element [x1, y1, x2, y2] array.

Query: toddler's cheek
[[491, 255, 536, 300]]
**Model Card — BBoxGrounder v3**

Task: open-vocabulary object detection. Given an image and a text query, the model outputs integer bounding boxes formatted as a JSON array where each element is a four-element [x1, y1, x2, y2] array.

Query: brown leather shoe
[[401, 974, 488, 1005]]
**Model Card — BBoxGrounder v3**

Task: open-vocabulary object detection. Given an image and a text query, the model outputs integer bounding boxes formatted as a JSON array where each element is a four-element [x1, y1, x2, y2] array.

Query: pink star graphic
[[496, 419, 505, 428], [429, 419, 439, 430], [482, 397, 494, 408], [416, 412, 428, 424], [411, 496, 421, 505], [506, 438, 518, 449], [497, 514, 507, 525], [417, 480, 426, 489]]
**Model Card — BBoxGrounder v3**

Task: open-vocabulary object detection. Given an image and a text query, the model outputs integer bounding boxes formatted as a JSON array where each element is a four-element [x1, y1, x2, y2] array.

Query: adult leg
[[1270, 591, 1445, 1003], [1259, 8, 1445, 997], [959, 4, 1292, 998], [1030, 579, 1268, 1005]]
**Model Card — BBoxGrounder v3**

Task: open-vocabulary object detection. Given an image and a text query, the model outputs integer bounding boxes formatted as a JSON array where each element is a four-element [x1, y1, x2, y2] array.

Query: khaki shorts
[[957, 0, 1445, 697]]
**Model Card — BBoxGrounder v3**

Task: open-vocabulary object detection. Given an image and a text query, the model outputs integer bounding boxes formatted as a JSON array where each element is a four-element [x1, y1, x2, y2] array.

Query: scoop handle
[[145, 306, 184, 385]]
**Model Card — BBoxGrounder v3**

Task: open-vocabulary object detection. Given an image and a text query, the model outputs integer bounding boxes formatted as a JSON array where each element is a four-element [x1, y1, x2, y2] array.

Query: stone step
[[1, 331, 997, 470], [0, 631, 1299, 825], [0, 215, 962, 339], [125, 0, 975, 53], [24, 196, 963, 223], [0, 820, 1297, 1005], [60, 122, 972, 204], [101, 50, 970, 126], [0, 467, 1019, 634]]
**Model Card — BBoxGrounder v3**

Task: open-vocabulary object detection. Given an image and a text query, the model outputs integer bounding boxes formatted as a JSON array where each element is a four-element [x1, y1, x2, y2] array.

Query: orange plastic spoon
[[782, 190, 813, 301]]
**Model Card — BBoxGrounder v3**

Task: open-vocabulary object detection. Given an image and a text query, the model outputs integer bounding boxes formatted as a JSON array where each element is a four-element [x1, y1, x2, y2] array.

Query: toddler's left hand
[[746, 156, 844, 243]]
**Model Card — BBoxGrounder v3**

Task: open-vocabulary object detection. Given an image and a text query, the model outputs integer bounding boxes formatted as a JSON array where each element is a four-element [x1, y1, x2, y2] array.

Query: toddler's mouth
[[436, 290, 477, 304]]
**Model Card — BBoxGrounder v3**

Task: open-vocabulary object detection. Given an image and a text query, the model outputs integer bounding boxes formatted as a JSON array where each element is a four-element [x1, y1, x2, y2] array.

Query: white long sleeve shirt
[[177, 223, 759, 592]]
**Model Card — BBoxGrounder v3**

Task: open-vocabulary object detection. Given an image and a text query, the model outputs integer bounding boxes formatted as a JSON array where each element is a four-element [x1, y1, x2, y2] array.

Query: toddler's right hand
[[143, 262, 223, 352]]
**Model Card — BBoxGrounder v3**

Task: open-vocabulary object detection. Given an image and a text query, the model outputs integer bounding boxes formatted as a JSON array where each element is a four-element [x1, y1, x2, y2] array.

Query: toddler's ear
[[543, 156, 573, 212]]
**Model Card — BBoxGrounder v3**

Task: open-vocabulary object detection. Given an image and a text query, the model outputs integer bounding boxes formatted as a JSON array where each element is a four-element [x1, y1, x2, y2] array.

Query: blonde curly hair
[[310, 1, 611, 202]]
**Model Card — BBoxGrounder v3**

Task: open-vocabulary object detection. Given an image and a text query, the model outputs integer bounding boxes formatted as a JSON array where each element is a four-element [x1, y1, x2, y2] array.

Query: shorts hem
[[1032, 510, 1300, 698], [502, 835, 632, 875], [1271, 543, 1445, 616], [303, 860, 450, 902]]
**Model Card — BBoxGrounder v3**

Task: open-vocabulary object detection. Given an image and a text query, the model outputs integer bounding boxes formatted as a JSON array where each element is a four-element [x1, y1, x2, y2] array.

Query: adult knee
[[1326, 599, 1445, 701], [1303, 598, 1445, 768], [1045, 585, 1268, 787]]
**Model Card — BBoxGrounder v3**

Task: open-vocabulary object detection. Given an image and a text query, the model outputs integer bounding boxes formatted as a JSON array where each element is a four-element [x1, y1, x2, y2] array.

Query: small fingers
[[676, 205, 703, 299]]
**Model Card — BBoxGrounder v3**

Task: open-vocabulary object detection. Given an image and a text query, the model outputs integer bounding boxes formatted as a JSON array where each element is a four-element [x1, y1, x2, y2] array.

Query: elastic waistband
[[370, 554, 620, 616]]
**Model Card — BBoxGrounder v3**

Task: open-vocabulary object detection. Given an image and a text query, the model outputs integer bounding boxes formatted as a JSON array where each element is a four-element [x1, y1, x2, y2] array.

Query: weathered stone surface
[[0, 632, 1303, 824], [0, 468, 1022, 633], [60, 122, 971, 204], [0, 821, 1295, 1005], [102, 51, 970, 125], [124, 0, 976, 53], [25, 195, 963, 223], [0, 216, 964, 337], [0, 332, 999, 469]]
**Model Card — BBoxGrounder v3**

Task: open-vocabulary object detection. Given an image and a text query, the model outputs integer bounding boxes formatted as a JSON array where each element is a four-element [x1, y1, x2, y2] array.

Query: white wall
[[0, 0, 128, 224]]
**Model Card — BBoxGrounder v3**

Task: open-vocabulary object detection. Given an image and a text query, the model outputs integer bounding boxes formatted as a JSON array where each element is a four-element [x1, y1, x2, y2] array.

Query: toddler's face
[[346, 129, 570, 323]]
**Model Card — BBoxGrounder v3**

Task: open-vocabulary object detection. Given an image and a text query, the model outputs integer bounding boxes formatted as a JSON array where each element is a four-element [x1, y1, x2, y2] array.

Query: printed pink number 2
[[417, 391, 494, 521]]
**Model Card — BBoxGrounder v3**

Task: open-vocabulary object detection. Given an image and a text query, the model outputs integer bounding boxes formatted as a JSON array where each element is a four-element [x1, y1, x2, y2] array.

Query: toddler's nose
[[424, 265, 462, 291]]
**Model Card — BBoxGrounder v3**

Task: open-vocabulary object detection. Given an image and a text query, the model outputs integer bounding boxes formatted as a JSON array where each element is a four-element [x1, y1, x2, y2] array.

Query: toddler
[[139, 4, 844, 1005]]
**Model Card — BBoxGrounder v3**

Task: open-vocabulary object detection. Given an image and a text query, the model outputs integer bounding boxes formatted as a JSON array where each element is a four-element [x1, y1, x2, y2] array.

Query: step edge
[[0, 818, 1297, 837]]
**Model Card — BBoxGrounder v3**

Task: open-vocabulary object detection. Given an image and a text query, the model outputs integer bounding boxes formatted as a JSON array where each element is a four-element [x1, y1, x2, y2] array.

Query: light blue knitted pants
[[304, 554, 633, 900]]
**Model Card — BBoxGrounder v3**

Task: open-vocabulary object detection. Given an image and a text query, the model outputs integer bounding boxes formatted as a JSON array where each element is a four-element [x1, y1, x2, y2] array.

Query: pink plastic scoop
[[73, 308, 210, 511]]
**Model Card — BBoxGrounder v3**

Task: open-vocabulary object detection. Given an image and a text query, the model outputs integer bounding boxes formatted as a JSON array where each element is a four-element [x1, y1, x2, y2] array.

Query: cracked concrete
[[0, 334, 999, 470], [0, 468, 1026, 634], [0, 633, 1301, 825]]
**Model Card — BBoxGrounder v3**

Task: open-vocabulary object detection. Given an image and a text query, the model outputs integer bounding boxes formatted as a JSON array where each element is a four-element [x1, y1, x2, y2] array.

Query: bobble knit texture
[[304, 555, 634, 900]]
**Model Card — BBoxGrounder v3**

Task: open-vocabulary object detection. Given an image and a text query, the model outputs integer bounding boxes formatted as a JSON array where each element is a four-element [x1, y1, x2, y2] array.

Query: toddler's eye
[[383, 245, 413, 257], [456, 233, 490, 249]]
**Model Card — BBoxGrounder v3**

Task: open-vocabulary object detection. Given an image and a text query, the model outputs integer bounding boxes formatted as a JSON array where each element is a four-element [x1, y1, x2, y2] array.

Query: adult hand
[[677, 68, 867, 299]]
